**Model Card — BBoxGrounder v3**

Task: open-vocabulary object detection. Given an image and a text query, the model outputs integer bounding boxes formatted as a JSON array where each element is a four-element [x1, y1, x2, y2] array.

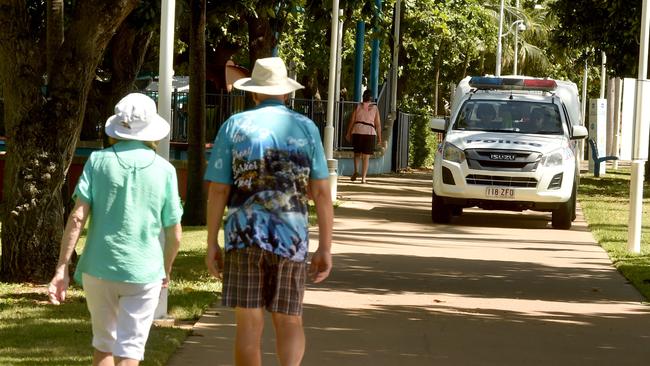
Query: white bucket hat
[[233, 57, 304, 95], [105, 93, 170, 141]]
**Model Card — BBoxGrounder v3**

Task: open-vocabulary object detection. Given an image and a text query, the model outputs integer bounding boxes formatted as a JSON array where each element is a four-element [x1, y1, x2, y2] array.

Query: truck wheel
[[571, 185, 577, 221], [451, 205, 463, 216], [552, 184, 576, 230], [431, 190, 451, 223]]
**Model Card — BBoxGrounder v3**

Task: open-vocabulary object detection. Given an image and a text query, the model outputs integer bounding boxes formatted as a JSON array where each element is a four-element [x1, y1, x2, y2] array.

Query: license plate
[[485, 187, 515, 199]]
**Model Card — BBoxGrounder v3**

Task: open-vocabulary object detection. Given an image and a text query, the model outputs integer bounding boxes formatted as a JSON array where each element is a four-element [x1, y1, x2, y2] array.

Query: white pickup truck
[[430, 75, 589, 229]]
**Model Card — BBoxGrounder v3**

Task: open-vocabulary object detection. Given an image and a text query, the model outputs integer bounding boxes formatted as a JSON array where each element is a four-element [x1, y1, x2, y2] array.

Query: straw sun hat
[[233, 57, 304, 95], [105, 93, 170, 142]]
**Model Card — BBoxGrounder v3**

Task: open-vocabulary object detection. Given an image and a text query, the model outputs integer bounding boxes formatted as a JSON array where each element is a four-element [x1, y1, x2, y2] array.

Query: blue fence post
[[370, 0, 382, 101], [354, 21, 365, 102]]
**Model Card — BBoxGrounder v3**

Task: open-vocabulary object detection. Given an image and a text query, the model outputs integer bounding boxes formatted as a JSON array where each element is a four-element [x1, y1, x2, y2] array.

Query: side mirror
[[430, 117, 447, 132], [571, 125, 588, 140]]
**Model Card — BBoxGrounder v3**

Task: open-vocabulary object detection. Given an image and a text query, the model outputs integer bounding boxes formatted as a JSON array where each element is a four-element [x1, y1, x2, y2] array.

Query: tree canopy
[[1, 0, 642, 281], [552, 0, 641, 77]]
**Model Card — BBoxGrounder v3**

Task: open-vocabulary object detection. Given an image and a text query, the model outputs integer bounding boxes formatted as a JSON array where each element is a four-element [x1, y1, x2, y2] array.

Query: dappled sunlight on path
[[167, 171, 650, 366]]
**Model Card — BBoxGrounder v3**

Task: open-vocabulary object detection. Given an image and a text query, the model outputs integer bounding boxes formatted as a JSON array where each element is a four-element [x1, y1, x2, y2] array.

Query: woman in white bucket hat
[[49, 93, 184, 365], [205, 57, 333, 366]]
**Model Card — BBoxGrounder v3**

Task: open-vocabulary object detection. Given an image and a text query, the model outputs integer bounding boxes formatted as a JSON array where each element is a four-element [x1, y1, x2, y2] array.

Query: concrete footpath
[[166, 171, 650, 366]]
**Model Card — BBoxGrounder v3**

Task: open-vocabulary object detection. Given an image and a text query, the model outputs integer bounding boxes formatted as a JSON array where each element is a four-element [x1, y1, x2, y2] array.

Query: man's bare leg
[[272, 312, 305, 366], [235, 307, 265, 366]]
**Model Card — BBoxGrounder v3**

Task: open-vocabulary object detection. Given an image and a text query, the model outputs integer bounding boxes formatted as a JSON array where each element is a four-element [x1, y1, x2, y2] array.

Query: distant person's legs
[[272, 312, 305, 366], [351, 153, 360, 181], [361, 154, 370, 183], [234, 308, 265, 366], [351, 133, 364, 181]]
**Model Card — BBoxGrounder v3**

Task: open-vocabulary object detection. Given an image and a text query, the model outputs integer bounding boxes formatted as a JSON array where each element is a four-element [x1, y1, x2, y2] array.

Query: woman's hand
[[162, 273, 171, 288], [48, 269, 70, 305]]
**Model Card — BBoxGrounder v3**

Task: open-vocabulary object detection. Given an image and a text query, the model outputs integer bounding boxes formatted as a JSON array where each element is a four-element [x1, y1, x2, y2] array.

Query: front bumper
[[433, 157, 575, 212]]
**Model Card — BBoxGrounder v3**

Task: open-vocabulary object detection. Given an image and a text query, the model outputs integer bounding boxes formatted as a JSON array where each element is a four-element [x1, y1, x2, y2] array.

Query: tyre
[[552, 183, 576, 230], [431, 190, 452, 223], [451, 205, 463, 216]]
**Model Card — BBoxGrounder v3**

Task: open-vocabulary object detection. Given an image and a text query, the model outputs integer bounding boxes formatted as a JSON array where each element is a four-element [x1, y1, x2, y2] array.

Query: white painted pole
[[325, 0, 340, 201], [158, 0, 175, 161], [580, 59, 588, 162], [628, 0, 650, 254], [612, 77, 622, 169], [513, 0, 519, 75], [333, 10, 344, 152], [335, 9, 344, 105], [495, 0, 505, 76], [155, 0, 175, 319], [390, 0, 401, 118], [600, 51, 606, 99]]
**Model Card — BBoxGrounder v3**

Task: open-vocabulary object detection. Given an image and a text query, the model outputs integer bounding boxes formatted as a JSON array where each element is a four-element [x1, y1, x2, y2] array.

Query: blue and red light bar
[[469, 76, 557, 91]]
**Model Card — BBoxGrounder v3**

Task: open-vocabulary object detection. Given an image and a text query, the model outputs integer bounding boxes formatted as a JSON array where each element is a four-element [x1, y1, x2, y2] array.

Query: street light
[[496, 18, 526, 76], [495, 0, 505, 76], [511, 20, 526, 75]]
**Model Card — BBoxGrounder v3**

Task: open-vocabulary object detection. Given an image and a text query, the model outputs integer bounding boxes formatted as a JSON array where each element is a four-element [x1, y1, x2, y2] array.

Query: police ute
[[430, 76, 588, 229]]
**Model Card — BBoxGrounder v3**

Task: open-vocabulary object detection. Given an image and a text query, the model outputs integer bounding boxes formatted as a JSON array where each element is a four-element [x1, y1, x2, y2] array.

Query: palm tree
[[491, 0, 553, 76]]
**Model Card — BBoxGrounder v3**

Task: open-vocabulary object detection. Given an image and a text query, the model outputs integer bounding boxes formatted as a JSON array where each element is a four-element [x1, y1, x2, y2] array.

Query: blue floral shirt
[[204, 99, 329, 261]]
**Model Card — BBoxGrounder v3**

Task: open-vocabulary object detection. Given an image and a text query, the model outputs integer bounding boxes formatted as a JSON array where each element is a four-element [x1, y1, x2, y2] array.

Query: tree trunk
[[0, 0, 139, 283], [83, 19, 154, 141], [46, 0, 64, 82], [183, 0, 207, 225], [246, 13, 275, 67]]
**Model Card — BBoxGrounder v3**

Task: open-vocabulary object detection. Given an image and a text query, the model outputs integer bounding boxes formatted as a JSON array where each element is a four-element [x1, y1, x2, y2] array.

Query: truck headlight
[[540, 149, 565, 167], [443, 142, 466, 163]]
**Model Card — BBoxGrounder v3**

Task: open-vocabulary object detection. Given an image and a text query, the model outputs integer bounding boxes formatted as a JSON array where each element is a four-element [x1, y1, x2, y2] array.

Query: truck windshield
[[454, 100, 563, 135]]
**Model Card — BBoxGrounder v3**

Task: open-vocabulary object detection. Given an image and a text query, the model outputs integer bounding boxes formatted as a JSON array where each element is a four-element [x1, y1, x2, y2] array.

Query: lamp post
[[495, 0, 505, 76], [628, 0, 650, 253], [496, 19, 526, 76], [325, 0, 340, 201], [155, 0, 175, 320], [513, 21, 520, 75]]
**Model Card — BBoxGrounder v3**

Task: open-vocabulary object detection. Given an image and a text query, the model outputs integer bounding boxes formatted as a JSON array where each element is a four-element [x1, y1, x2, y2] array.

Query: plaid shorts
[[222, 245, 307, 316]]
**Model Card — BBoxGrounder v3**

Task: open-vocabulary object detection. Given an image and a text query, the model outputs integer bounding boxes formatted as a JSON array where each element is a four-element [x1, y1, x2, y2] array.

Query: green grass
[[0, 226, 220, 366], [579, 167, 650, 301]]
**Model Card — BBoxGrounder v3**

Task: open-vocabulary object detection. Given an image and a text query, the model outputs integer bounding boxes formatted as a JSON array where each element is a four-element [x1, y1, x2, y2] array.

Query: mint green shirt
[[73, 141, 183, 285]]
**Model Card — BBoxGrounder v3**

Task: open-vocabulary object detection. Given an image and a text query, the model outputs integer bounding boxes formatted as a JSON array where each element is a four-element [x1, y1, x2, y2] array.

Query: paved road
[[166, 171, 650, 366]]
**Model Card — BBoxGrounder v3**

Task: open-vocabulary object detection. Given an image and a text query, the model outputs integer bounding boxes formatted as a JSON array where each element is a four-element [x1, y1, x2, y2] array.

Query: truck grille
[[466, 174, 538, 188], [465, 149, 541, 172]]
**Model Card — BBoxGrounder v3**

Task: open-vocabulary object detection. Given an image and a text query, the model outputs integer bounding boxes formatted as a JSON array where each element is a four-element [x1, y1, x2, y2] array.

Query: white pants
[[82, 273, 162, 360]]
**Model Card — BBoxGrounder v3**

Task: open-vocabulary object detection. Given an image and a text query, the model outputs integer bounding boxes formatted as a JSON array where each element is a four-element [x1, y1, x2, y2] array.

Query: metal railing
[[158, 91, 361, 150], [0, 86, 411, 171]]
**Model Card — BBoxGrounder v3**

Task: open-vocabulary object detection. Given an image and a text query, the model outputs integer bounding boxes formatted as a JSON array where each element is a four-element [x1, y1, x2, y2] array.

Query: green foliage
[[408, 113, 436, 168], [401, 99, 436, 168], [400, 0, 498, 115], [552, 0, 640, 77]]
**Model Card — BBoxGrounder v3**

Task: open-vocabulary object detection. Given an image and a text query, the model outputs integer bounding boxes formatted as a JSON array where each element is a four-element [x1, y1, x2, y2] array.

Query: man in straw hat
[[48, 93, 184, 365], [204, 57, 333, 366]]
